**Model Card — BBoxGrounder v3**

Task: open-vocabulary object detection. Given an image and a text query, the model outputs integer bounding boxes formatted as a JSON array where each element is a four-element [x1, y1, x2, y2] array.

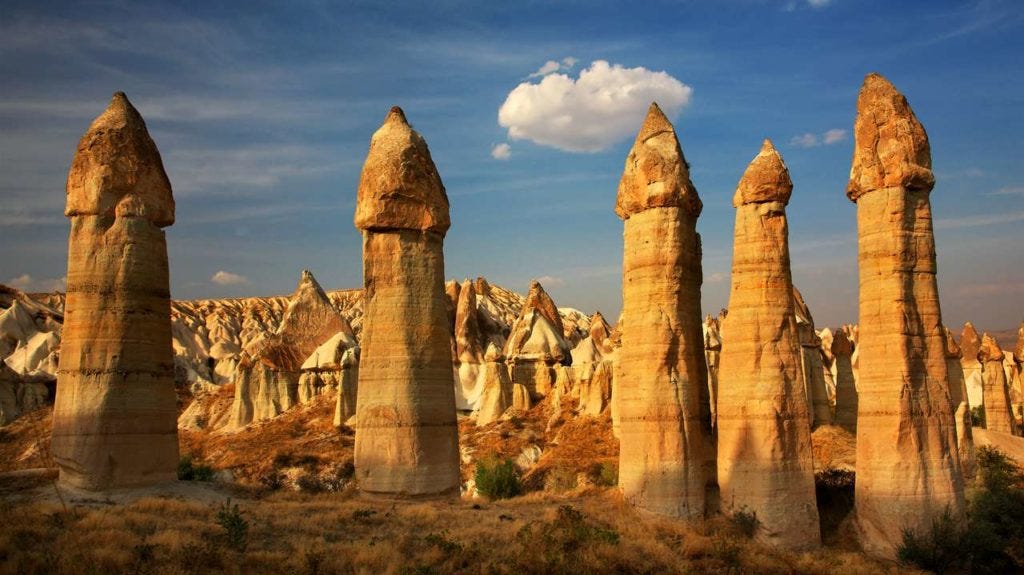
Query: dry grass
[[0, 489, 908, 575], [0, 407, 53, 474], [811, 425, 857, 472]]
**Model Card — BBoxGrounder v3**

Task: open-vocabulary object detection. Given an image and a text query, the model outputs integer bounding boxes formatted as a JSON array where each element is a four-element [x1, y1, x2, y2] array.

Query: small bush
[[972, 405, 986, 428], [258, 469, 285, 491], [596, 461, 618, 487], [896, 507, 968, 574], [178, 455, 215, 482], [544, 465, 578, 493], [474, 457, 522, 500], [516, 505, 619, 571], [424, 531, 463, 555], [296, 472, 326, 493], [215, 498, 248, 552], [731, 507, 759, 539]]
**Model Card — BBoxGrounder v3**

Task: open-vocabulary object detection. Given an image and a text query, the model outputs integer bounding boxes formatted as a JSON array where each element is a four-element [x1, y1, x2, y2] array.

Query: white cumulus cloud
[[211, 270, 249, 286], [823, 128, 847, 144], [5, 274, 67, 292], [498, 60, 693, 152], [491, 142, 511, 160], [790, 133, 820, 148]]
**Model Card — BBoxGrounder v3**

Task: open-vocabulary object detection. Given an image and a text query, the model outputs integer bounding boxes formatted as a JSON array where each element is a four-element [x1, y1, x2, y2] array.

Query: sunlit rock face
[[614, 103, 713, 519], [980, 333, 1016, 435], [832, 329, 858, 433], [847, 74, 964, 557], [716, 140, 820, 550], [960, 322, 984, 409], [944, 328, 975, 479], [51, 92, 179, 490], [793, 287, 832, 428], [353, 107, 460, 497]]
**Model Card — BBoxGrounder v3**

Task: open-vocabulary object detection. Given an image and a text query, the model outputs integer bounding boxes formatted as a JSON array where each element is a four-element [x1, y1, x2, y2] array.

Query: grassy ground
[[0, 487, 908, 575]]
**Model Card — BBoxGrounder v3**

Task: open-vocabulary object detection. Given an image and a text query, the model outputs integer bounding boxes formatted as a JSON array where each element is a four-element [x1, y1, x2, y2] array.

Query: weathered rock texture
[[703, 314, 722, 430], [716, 140, 820, 549], [960, 322, 984, 409], [615, 103, 713, 518], [353, 107, 459, 497], [979, 333, 1015, 435], [832, 329, 858, 432], [51, 92, 179, 489], [229, 271, 345, 428], [944, 328, 975, 478], [847, 74, 965, 556], [474, 344, 513, 426], [794, 287, 832, 428], [504, 281, 572, 400]]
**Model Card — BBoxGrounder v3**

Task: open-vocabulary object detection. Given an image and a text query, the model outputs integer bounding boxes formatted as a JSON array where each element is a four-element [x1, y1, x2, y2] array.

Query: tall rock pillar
[[979, 333, 1015, 435], [615, 103, 713, 518], [832, 329, 858, 432], [847, 74, 964, 556], [716, 140, 820, 549], [352, 107, 459, 497], [944, 328, 975, 478], [51, 92, 179, 489]]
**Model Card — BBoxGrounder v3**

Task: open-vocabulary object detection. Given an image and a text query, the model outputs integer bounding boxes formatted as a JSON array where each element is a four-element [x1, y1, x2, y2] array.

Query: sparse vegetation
[[177, 455, 215, 482], [215, 498, 249, 552], [730, 507, 760, 539], [972, 406, 986, 428], [474, 457, 523, 500], [896, 446, 1024, 574]]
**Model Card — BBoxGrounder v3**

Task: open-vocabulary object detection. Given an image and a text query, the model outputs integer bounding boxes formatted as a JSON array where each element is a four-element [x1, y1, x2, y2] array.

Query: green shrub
[[972, 405, 986, 428], [896, 447, 1024, 574], [896, 507, 969, 574], [178, 455, 215, 482], [215, 498, 248, 552], [597, 461, 618, 487], [474, 457, 522, 500]]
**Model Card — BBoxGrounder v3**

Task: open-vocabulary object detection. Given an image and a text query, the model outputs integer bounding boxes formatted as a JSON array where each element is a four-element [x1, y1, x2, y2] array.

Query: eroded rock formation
[[504, 280, 572, 400], [51, 92, 179, 489], [794, 287, 832, 428], [944, 328, 975, 478], [703, 314, 722, 430], [960, 322, 984, 409], [847, 74, 964, 556], [615, 103, 713, 518], [716, 140, 820, 549], [352, 107, 459, 497], [832, 329, 858, 432], [474, 344, 513, 426], [980, 333, 1015, 435]]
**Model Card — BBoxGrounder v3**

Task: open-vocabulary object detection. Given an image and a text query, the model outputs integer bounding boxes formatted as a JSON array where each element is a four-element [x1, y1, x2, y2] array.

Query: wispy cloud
[[528, 56, 578, 78], [5, 274, 66, 292], [987, 186, 1024, 197], [490, 143, 511, 160], [534, 275, 566, 288], [935, 210, 1024, 230], [211, 270, 249, 286], [790, 128, 847, 148]]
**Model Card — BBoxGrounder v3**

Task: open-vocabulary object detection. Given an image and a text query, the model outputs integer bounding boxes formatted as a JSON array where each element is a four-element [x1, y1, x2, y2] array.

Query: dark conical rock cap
[[847, 73, 934, 201], [354, 106, 450, 235], [734, 139, 793, 207], [943, 327, 962, 359], [65, 91, 175, 227], [616, 102, 702, 220], [831, 328, 855, 357]]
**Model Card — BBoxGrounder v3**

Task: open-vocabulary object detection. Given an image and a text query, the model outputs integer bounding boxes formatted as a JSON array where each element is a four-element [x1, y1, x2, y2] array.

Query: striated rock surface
[[703, 314, 722, 430], [505, 281, 573, 400], [615, 103, 713, 518], [716, 140, 820, 549], [353, 107, 459, 497], [832, 329, 858, 432], [51, 93, 179, 489], [847, 74, 964, 556], [960, 322, 984, 409], [944, 328, 975, 478], [794, 287, 832, 428], [474, 344, 513, 426], [453, 279, 485, 410], [979, 333, 1015, 435], [229, 271, 346, 428]]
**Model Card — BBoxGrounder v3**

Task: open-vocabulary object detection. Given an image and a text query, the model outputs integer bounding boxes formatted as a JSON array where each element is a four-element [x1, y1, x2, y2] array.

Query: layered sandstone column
[[615, 103, 713, 518], [847, 74, 965, 556], [52, 92, 179, 489], [832, 329, 858, 432], [794, 288, 832, 428], [979, 333, 1015, 435], [960, 323, 984, 408], [716, 140, 820, 549], [352, 107, 459, 497], [944, 329, 975, 478], [703, 314, 722, 430]]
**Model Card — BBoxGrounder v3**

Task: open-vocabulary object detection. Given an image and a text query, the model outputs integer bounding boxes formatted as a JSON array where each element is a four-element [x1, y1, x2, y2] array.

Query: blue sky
[[1, 0, 1022, 331]]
